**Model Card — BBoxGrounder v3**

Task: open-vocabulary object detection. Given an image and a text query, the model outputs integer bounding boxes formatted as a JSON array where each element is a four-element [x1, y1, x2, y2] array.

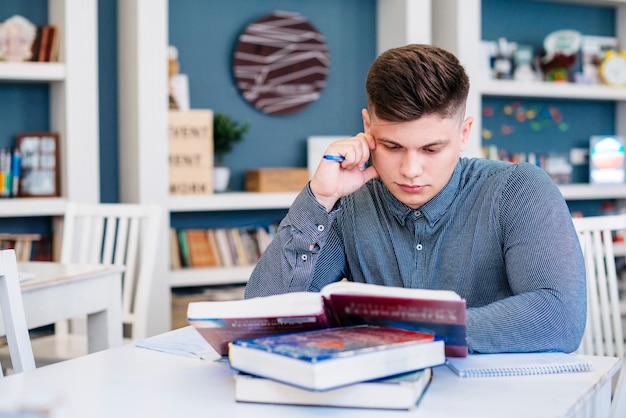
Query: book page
[[187, 291, 322, 319], [321, 281, 462, 301]]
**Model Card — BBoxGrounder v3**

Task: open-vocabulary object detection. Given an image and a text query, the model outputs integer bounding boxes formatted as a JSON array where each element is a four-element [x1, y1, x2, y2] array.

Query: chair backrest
[[0, 249, 35, 376], [60, 202, 161, 339], [571, 214, 626, 359]]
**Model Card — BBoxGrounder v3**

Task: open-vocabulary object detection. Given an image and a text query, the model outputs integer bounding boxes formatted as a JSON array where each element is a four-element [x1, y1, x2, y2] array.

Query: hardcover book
[[185, 229, 219, 267], [228, 325, 444, 391], [187, 281, 467, 357], [234, 367, 433, 410]]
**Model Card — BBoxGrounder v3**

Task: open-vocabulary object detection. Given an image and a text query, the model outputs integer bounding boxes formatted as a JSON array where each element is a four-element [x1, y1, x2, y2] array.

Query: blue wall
[[169, 0, 376, 191]]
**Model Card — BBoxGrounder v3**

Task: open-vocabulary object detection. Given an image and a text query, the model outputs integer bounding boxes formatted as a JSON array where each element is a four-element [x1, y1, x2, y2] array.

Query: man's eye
[[384, 143, 399, 150]]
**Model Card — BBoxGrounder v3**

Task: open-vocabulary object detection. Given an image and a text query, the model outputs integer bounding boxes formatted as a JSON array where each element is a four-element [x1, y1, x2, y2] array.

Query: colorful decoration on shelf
[[538, 30, 581, 82], [599, 50, 626, 87], [482, 101, 569, 141], [0, 15, 37, 62]]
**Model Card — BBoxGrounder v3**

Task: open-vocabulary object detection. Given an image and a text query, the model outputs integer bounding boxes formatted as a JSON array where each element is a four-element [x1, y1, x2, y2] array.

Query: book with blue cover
[[228, 325, 445, 391]]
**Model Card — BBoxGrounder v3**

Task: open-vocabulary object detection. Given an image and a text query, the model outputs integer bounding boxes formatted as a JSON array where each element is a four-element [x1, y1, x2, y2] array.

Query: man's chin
[[391, 190, 428, 209]]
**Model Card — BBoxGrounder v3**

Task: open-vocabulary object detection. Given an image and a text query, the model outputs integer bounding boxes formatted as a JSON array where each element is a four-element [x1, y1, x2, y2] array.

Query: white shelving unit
[[169, 192, 298, 212], [168, 192, 297, 287], [0, 0, 100, 218], [116, 0, 296, 327], [430, 0, 626, 200], [121, 0, 626, 331]]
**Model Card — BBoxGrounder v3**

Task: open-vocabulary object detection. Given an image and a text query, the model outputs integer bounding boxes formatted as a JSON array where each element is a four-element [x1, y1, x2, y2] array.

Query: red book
[[188, 281, 467, 357]]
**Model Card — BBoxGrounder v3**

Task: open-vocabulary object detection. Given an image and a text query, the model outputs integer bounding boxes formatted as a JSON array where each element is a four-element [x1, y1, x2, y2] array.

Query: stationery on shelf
[[234, 367, 433, 410], [228, 325, 445, 391], [445, 352, 593, 378], [188, 280, 467, 358]]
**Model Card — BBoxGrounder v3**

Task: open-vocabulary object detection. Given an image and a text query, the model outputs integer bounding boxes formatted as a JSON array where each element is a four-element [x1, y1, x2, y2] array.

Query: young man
[[245, 44, 586, 354]]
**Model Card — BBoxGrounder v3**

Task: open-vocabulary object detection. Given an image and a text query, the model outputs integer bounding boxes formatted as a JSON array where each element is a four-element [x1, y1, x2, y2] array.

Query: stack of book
[[187, 281, 468, 410], [229, 325, 443, 410]]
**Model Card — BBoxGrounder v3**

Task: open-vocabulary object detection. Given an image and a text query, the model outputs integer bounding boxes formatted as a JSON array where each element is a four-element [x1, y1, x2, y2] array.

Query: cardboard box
[[245, 168, 309, 192]]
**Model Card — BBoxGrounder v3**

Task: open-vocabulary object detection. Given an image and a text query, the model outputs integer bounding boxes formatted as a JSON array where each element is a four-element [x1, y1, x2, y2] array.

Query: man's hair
[[365, 44, 470, 122]]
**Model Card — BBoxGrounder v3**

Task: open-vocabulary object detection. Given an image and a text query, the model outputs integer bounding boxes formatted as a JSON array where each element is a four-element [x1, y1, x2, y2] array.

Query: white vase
[[213, 166, 230, 192]]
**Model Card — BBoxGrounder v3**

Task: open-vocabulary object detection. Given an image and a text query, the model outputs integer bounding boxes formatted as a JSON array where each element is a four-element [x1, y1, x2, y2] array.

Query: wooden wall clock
[[233, 11, 330, 115]]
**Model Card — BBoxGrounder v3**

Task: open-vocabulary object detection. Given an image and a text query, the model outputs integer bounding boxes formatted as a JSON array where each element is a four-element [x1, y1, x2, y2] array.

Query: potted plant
[[212, 112, 250, 192]]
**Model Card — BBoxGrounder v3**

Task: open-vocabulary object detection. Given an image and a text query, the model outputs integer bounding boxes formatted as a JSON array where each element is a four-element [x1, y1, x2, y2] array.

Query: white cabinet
[[431, 0, 626, 200], [0, 0, 100, 218]]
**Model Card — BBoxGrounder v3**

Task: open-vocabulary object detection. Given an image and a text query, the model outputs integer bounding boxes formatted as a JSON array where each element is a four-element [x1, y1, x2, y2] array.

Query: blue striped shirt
[[245, 158, 586, 353]]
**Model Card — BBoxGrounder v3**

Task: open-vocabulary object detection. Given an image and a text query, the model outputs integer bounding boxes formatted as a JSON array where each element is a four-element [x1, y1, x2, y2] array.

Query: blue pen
[[323, 154, 345, 162]]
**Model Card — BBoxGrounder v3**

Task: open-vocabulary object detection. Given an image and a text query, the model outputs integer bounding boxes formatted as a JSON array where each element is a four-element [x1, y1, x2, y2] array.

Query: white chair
[[572, 214, 626, 359], [28, 202, 161, 364], [571, 214, 626, 418], [0, 249, 35, 376]]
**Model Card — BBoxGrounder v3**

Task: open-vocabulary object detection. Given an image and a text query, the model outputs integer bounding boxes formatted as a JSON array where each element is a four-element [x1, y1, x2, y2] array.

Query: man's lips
[[398, 183, 426, 193]]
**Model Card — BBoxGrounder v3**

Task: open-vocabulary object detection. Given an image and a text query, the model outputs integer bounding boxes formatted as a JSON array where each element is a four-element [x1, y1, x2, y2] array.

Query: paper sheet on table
[[135, 326, 220, 361]]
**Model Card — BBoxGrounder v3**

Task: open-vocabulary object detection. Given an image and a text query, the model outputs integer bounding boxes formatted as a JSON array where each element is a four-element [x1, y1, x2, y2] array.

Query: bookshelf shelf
[[0, 62, 65, 82], [0, 197, 66, 217], [168, 192, 298, 212], [559, 184, 626, 200], [481, 80, 626, 101], [170, 265, 254, 287]]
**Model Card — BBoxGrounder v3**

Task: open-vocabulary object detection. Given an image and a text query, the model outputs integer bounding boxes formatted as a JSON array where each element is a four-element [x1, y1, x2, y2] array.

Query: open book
[[187, 281, 467, 357]]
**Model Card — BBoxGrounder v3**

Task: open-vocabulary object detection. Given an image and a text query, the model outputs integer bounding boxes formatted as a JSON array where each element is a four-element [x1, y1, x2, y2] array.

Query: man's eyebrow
[[376, 137, 450, 148]]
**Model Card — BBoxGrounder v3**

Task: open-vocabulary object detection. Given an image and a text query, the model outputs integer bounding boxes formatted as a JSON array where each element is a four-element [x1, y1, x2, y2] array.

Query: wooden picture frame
[[16, 132, 60, 197]]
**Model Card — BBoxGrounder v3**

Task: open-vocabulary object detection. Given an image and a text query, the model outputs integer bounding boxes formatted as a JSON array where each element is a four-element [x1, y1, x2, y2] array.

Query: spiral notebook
[[445, 352, 592, 378]]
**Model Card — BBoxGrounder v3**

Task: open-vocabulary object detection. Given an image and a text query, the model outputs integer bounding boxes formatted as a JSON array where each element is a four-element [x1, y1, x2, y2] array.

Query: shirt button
[[416, 244, 423, 251], [317, 224, 325, 232], [301, 254, 308, 261]]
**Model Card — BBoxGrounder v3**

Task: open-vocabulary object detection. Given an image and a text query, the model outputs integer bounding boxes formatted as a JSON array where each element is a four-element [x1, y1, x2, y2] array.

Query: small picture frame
[[16, 132, 60, 197]]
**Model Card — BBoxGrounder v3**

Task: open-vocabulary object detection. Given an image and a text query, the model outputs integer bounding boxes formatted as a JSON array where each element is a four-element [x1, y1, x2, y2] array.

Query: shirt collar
[[380, 159, 464, 227]]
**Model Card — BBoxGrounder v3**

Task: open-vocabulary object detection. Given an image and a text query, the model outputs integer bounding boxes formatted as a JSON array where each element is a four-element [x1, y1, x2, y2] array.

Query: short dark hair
[[365, 44, 470, 122]]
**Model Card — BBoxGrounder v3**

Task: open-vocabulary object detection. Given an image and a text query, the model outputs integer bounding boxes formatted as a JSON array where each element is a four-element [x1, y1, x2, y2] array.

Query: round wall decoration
[[233, 11, 330, 115]]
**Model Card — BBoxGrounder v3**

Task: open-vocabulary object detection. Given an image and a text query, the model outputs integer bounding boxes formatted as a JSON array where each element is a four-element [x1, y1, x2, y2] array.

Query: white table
[[0, 262, 124, 353], [0, 327, 620, 418]]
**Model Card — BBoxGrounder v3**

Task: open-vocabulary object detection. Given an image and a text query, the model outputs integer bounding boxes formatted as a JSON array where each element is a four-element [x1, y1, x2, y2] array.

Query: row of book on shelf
[[0, 233, 53, 262], [170, 223, 278, 269], [136, 280, 593, 410]]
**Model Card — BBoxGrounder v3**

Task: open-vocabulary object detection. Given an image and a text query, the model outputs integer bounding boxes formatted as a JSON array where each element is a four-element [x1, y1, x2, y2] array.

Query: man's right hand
[[309, 133, 379, 212]]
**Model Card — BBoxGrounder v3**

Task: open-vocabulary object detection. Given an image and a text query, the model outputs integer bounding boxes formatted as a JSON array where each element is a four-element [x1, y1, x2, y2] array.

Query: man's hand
[[310, 133, 379, 211]]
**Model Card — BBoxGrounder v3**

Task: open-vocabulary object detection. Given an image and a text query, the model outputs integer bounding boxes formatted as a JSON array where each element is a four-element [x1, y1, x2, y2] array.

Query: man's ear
[[362, 108, 371, 133], [459, 116, 473, 152]]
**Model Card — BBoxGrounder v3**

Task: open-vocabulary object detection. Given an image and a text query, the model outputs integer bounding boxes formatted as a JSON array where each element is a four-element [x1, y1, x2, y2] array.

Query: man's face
[[363, 109, 473, 209]]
